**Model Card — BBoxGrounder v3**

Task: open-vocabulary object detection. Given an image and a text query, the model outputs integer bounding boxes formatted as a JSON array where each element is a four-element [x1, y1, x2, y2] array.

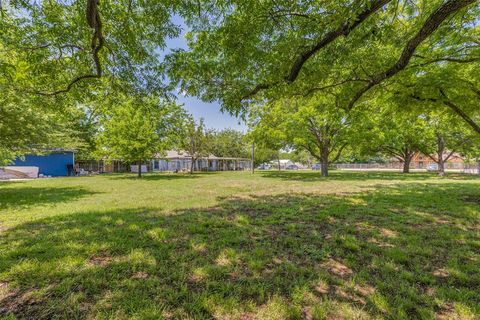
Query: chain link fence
[[335, 163, 480, 175]]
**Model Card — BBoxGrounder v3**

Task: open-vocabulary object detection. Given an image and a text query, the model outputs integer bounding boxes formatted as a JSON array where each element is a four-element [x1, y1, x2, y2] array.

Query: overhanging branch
[[440, 89, 480, 135], [240, 0, 392, 101], [37, 0, 104, 96], [347, 0, 477, 109]]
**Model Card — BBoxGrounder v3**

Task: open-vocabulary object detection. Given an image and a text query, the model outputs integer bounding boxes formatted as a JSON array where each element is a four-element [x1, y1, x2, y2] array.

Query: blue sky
[[165, 17, 247, 132]]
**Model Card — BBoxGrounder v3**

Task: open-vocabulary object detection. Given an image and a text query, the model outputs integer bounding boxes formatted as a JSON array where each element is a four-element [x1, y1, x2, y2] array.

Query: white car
[[257, 164, 271, 170], [426, 163, 438, 172]]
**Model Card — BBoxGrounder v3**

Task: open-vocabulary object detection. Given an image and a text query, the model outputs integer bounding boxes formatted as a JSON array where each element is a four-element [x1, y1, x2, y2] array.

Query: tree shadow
[[0, 183, 479, 319], [0, 186, 96, 210], [106, 172, 218, 181], [260, 170, 478, 182]]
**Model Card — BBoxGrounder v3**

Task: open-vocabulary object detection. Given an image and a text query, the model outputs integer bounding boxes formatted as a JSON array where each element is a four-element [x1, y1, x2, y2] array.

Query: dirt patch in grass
[[435, 302, 463, 320], [432, 268, 449, 278], [188, 273, 205, 284], [87, 252, 114, 267], [425, 287, 437, 297], [354, 284, 376, 297], [302, 306, 314, 320], [131, 272, 149, 280], [333, 285, 366, 305], [239, 312, 256, 320], [0, 284, 53, 318], [324, 258, 353, 278], [0, 281, 11, 300], [314, 281, 330, 294], [379, 228, 398, 238], [0, 283, 19, 316], [367, 237, 395, 248]]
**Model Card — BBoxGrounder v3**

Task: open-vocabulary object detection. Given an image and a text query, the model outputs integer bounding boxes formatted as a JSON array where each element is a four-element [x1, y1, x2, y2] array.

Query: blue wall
[[14, 152, 74, 177]]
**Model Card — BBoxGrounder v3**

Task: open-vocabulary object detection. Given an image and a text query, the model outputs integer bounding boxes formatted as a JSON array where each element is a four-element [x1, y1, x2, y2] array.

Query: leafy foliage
[[178, 117, 213, 173], [95, 95, 188, 176], [0, 93, 85, 164], [249, 95, 367, 176], [210, 129, 249, 158], [168, 0, 479, 117]]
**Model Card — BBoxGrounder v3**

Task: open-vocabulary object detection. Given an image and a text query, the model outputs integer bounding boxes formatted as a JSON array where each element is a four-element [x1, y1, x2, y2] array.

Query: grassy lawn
[[0, 171, 479, 319]]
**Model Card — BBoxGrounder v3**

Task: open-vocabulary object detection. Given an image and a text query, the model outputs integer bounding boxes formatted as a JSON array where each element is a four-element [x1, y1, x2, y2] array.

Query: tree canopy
[[1, 0, 479, 174], [95, 95, 187, 177], [178, 117, 213, 174], [168, 0, 479, 119]]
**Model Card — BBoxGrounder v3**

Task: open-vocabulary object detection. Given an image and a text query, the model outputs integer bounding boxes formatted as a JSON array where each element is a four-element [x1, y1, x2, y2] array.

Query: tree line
[[1, 0, 479, 177]]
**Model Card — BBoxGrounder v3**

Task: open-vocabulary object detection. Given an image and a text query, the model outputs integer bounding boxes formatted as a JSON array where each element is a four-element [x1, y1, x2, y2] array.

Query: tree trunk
[[190, 157, 195, 174], [437, 134, 445, 177], [437, 158, 445, 176], [321, 161, 329, 177], [402, 157, 411, 173], [251, 143, 255, 174], [277, 156, 281, 171], [320, 147, 329, 177], [137, 160, 142, 178]]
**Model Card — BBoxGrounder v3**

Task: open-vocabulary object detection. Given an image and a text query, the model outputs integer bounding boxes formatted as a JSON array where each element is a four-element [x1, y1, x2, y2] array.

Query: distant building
[[391, 152, 466, 169], [6, 150, 75, 177], [151, 150, 251, 172], [76, 150, 252, 173]]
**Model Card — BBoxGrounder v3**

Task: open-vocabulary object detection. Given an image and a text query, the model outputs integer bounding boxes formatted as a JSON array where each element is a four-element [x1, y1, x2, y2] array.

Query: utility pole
[[251, 142, 255, 174]]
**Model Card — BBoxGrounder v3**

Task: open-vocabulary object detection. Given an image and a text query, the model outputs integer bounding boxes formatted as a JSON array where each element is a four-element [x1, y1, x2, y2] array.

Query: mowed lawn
[[0, 171, 479, 319]]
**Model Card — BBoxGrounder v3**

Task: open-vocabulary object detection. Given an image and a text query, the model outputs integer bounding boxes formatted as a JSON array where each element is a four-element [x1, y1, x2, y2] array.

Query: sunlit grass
[[0, 171, 479, 319]]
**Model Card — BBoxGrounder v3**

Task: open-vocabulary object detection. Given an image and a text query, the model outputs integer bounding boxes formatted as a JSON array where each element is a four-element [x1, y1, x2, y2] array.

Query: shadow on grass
[[105, 171, 218, 181], [0, 183, 479, 319], [0, 186, 96, 210], [260, 170, 479, 182]]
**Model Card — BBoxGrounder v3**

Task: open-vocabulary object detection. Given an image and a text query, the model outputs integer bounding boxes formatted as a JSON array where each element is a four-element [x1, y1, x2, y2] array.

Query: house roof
[[154, 150, 249, 161]]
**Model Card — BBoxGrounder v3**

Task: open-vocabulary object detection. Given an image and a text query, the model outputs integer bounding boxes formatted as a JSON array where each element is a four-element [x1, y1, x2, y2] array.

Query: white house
[[150, 150, 252, 172]]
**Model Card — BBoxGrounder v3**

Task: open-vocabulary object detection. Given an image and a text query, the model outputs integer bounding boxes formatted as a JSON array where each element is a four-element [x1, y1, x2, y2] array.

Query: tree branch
[[37, 0, 104, 96], [331, 143, 348, 163], [409, 55, 480, 67], [440, 90, 480, 135], [347, 0, 476, 109], [380, 145, 407, 161], [240, 0, 392, 101], [285, 0, 392, 83], [444, 149, 457, 162]]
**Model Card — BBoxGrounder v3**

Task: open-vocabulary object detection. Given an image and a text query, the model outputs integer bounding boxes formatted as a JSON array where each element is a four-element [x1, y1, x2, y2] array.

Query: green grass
[[0, 171, 479, 319]]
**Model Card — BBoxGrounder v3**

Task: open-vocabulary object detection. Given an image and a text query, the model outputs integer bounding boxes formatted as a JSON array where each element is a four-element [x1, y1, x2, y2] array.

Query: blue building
[[13, 150, 75, 177]]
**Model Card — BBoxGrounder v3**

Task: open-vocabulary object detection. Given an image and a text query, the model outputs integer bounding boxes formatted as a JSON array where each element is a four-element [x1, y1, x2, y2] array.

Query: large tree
[[250, 95, 362, 177], [210, 129, 249, 158], [419, 112, 475, 176], [96, 95, 187, 178], [179, 117, 213, 174], [169, 0, 479, 116], [367, 108, 431, 173], [394, 58, 480, 136], [0, 92, 86, 164], [0, 1, 185, 163], [1, 0, 181, 96]]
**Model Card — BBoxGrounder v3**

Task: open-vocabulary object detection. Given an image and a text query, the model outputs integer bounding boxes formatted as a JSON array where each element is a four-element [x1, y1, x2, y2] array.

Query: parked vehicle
[[427, 163, 438, 172], [312, 163, 321, 170], [286, 164, 299, 170], [257, 164, 271, 170]]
